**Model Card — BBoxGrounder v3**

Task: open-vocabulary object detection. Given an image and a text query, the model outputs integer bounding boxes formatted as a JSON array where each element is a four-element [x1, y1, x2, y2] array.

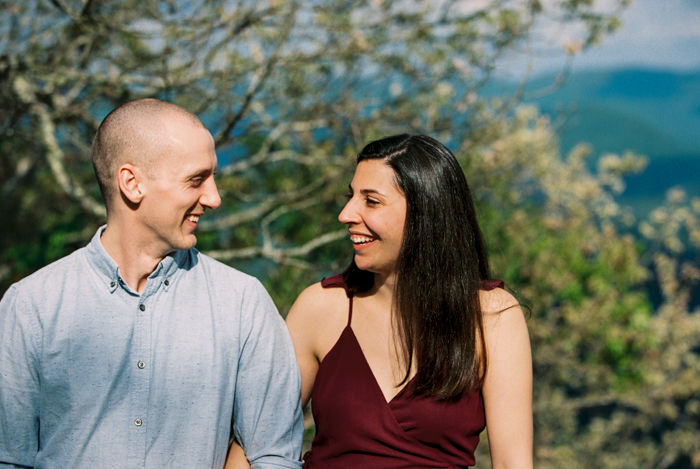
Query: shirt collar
[[86, 225, 184, 293], [153, 250, 182, 292]]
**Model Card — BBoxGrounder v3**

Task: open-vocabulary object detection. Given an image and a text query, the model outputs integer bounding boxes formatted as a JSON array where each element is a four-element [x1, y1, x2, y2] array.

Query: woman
[[226, 134, 532, 468]]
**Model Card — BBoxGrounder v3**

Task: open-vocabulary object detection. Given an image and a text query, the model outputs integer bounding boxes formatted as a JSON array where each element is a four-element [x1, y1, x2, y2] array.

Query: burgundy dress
[[303, 275, 503, 469]]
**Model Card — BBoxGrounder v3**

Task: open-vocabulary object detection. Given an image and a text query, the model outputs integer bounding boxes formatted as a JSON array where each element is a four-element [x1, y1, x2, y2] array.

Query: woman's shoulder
[[287, 276, 351, 325], [478, 282, 522, 318], [296, 275, 349, 303], [320, 274, 351, 293], [478, 283, 529, 348], [286, 277, 352, 364]]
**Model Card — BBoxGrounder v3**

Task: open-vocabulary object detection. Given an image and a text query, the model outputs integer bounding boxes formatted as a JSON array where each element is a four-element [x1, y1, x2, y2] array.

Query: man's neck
[[100, 222, 167, 295]]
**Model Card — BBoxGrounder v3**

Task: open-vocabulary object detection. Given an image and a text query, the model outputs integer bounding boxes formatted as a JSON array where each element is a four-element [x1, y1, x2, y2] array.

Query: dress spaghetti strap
[[320, 275, 354, 327]]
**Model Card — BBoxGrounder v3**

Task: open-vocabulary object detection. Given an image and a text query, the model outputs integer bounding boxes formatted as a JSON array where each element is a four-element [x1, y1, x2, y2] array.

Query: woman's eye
[[365, 198, 379, 206]]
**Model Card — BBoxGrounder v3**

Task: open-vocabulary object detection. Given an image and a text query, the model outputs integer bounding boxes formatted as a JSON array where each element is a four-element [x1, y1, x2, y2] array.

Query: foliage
[[1, 0, 698, 467], [0, 0, 626, 294], [467, 108, 700, 468]]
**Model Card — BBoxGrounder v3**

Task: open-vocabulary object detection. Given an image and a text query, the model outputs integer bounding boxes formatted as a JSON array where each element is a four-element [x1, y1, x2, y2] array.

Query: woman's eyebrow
[[348, 184, 387, 197], [360, 189, 386, 197]]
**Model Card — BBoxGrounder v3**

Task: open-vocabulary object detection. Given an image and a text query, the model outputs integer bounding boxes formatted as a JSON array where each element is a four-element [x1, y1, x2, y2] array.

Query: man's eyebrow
[[187, 166, 216, 178]]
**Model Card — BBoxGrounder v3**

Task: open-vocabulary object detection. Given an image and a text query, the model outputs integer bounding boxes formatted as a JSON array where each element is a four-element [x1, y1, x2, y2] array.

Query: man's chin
[[173, 234, 197, 252], [185, 236, 197, 250]]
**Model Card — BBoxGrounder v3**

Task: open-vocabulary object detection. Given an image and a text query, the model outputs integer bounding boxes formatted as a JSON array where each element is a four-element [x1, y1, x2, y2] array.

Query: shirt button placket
[[128, 301, 149, 468]]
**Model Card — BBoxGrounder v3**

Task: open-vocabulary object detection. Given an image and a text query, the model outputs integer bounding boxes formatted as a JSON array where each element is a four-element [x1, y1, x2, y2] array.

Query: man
[[0, 99, 303, 468]]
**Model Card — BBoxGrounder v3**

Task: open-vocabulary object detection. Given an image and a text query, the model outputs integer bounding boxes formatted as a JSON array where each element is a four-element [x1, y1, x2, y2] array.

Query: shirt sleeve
[[232, 279, 304, 469], [0, 286, 41, 468]]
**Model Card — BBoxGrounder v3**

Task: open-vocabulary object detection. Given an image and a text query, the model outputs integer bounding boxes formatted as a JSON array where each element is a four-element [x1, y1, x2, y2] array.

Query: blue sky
[[539, 0, 700, 74]]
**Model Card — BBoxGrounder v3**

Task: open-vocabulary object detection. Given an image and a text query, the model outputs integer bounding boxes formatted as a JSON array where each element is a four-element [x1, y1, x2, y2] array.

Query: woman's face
[[338, 159, 407, 279]]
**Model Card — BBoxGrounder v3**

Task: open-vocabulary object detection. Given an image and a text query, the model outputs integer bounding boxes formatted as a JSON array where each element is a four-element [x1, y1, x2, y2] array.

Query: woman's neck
[[369, 271, 396, 303]]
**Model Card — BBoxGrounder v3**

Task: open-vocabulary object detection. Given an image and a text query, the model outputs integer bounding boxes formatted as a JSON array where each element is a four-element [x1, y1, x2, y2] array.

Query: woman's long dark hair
[[342, 134, 491, 400]]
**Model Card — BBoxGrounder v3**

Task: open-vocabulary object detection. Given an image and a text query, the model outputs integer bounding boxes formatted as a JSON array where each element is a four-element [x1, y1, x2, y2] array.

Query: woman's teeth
[[351, 235, 373, 244]]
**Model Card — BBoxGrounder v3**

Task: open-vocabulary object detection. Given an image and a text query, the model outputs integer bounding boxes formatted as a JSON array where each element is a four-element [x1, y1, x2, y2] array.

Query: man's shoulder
[[184, 250, 278, 319], [186, 249, 264, 289], [11, 246, 87, 292], [189, 249, 252, 277], [1, 246, 90, 314]]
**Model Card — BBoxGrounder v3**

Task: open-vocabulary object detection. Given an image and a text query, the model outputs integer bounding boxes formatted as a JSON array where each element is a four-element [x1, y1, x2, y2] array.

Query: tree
[[2, 0, 698, 467], [0, 0, 627, 299], [466, 107, 700, 468]]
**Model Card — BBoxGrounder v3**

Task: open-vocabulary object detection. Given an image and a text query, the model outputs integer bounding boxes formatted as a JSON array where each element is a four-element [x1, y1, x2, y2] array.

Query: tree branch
[[202, 168, 339, 231], [205, 228, 346, 265], [12, 76, 106, 219], [215, 4, 298, 146], [221, 119, 329, 175]]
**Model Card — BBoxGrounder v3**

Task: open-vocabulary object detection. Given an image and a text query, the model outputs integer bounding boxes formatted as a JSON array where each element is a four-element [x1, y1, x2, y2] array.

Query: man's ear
[[117, 164, 145, 204]]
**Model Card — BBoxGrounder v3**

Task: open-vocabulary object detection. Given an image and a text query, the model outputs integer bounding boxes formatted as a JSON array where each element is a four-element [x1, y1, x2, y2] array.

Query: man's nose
[[202, 177, 222, 210]]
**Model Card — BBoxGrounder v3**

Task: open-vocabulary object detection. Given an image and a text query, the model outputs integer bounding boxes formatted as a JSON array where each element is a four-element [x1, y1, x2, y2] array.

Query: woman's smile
[[338, 159, 407, 277]]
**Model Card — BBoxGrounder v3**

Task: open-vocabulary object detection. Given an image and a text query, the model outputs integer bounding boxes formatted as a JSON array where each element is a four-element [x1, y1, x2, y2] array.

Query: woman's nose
[[338, 198, 359, 225]]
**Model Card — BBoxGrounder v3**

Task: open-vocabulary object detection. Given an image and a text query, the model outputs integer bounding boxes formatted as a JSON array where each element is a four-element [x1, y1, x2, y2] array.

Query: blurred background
[[0, 0, 698, 467]]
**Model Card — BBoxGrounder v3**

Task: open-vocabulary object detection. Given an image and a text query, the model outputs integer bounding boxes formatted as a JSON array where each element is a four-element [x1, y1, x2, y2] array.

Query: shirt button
[[138, 361, 145, 369], [139, 304, 146, 311], [110, 281, 115, 288], [135, 418, 142, 426], [164, 280, 169, 286]]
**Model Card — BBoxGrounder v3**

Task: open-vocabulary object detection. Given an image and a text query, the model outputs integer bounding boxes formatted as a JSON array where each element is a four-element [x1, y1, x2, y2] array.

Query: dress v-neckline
[[344, 325, 416, 405]]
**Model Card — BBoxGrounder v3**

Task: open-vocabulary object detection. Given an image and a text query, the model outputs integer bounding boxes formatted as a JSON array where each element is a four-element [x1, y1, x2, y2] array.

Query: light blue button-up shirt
[[0, 227, 303, 469]]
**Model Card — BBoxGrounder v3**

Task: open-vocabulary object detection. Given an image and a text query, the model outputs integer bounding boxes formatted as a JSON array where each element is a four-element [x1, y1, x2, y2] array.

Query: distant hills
[[523, 68, 700, 158], [510, 68, 700, 214]]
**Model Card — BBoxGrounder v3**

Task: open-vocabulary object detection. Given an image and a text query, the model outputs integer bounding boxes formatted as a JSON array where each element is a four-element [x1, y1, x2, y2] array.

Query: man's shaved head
[[91, 98, 207, 211]]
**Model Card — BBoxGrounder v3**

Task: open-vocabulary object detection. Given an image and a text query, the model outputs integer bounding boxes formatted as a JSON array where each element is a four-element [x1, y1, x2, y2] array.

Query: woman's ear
[[117, 163, 145, 204]]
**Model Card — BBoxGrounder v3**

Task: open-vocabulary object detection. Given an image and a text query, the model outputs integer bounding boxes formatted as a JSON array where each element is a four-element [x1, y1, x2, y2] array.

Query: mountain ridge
[[519, 67, 700, 159]]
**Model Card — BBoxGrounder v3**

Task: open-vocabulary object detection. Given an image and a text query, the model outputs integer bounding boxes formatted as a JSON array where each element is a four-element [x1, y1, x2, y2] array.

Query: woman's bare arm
[[224, 440, 250, 469], [285, 283, 329, 409], [480, 288, 534, 469]]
